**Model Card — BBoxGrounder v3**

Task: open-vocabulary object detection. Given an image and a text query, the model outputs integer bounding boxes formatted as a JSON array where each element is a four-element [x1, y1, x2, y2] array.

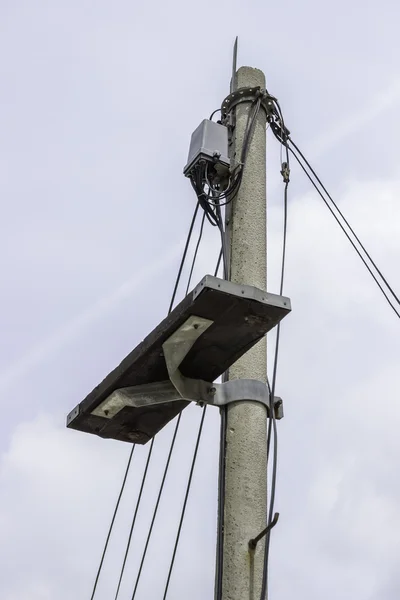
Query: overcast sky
[[1, 1, 400, 599]]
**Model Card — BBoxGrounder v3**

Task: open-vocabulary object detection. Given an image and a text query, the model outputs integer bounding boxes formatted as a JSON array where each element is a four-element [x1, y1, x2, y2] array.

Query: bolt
[[208, 387, 216, 396]]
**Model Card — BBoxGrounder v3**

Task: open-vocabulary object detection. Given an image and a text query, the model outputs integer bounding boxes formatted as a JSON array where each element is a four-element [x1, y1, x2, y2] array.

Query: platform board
[[66, 275, 291, 444]]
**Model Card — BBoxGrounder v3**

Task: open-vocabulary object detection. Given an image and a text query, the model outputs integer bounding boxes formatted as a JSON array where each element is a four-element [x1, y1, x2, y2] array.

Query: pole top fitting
[[221, 86, 276, 122]]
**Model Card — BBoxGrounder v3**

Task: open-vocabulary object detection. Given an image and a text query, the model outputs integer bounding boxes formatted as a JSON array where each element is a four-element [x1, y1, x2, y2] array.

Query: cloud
[[0, 243, 182, 394], [308, 78, 400, 158], [0, 406, 220, 600], [1, 175, 399, 600]]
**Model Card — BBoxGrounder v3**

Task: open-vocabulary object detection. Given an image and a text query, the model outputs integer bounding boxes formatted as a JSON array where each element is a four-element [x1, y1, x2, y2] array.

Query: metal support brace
[[162, 315, 283, 417], [92, 315, 283, 420]]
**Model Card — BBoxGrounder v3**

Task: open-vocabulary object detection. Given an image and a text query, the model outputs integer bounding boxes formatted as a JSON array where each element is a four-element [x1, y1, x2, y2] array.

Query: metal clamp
[[221, 86, 277, 122]]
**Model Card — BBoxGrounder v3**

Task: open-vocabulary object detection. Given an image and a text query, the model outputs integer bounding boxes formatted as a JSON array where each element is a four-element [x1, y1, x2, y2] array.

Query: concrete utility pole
[[222, 66, 268, 599]]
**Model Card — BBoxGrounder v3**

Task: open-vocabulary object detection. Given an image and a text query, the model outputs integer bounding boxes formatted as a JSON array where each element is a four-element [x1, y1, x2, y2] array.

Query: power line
[[131, 413, 183, 599], [89, 445, 135, 600], [131, 205, 217, 598], [162, 406, 208, 599], [267, 99, 400, 319], [288, 145, 400, 319], [260, 182, 289, 600], [89, 199, 203, 600], [185, 211, 206, 295], [215, 184, 229, 600], [289, 138, 400, 307], [260, 144, 290, 599], [113, 439, 155, 600], [168, 201, 201, 313], [215, 402, 226, 600], [161, 209, 230, 597]]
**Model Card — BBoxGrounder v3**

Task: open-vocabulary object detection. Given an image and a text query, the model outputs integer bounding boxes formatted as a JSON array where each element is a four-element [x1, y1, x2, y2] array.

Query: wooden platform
[[66, 275, 291, 444]]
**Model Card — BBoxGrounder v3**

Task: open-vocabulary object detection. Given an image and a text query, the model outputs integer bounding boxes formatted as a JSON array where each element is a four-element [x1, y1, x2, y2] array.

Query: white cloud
[[0, 243, 182, 395], [2, 2, 400, 597], [308, 78, 400, 159], [1, 175, 399, 599], [0, 407, 220, 600]]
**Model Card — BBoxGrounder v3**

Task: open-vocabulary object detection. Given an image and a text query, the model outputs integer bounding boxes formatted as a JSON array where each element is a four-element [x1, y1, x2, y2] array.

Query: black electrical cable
[[162, 406, 208, 599], [113, 439, 155, 600], [260, 180, 289, 600], [289, 138, 400, 306], [215, 403, 226, 600], [168, 201, 201, 313], [214, 197, 229, 279], [90, 199, 203, 600], [268, 105, 400, 318], [215, 214, 229, 600], [210, 108, 222, 121], [214, 248, 223, 277], [185, 211, 206, 295], [131, 413, 183, 600], [130, 198, 214, 599], [191, 167, 220, 227], [89, 445, 135, 600], [288, 146, 400, 319]]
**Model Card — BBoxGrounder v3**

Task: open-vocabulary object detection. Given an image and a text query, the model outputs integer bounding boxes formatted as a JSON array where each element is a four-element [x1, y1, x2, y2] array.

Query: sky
[[1, 1, 400, 599]]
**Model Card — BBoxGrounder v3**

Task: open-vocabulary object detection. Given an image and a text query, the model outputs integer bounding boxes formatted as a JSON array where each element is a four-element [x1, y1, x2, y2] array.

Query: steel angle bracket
[[162, 315, 283, 418]]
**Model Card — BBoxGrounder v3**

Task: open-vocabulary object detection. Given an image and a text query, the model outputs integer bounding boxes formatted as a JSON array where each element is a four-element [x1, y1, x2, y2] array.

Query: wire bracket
[[248, 513, 280, 551]]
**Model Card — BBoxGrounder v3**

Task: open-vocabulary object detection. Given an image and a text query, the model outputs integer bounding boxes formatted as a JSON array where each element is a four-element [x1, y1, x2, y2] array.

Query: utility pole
[[67, 46, 282, 600], [222, 66, 268, 599]]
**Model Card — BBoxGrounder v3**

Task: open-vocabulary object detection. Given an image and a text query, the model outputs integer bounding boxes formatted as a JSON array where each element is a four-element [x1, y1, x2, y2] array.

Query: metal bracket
[[221, 86, 277, 123], [162, 315, 283, 417], [92, 315, 283, 420]]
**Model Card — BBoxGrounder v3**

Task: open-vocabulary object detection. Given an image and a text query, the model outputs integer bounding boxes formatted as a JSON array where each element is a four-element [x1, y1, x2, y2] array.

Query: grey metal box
[[184, 119, 230, 176]]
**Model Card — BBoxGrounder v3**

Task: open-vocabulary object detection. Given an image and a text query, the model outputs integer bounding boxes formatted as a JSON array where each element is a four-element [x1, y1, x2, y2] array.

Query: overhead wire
[[160, 214, 226, 597], [261, 179, 289, 600], [89, 445, 135, 600], [168, 201, 201, 313], [185, 211, 206, 295], [89, 198, 203, 600], [289, 138, 400, 307], [113, 439, 155, 600], [130, 413, 183, 600], [131, 203, 220, 599], [267, 96, 400, 318], [162, 406, 208, 599], [288, 146, 400, 319], [259, 113, 290, 600], [215, 206, 229, 600]]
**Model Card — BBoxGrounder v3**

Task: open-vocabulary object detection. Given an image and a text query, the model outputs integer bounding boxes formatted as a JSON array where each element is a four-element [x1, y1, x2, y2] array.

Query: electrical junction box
[[183, 119, 230, 177]]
